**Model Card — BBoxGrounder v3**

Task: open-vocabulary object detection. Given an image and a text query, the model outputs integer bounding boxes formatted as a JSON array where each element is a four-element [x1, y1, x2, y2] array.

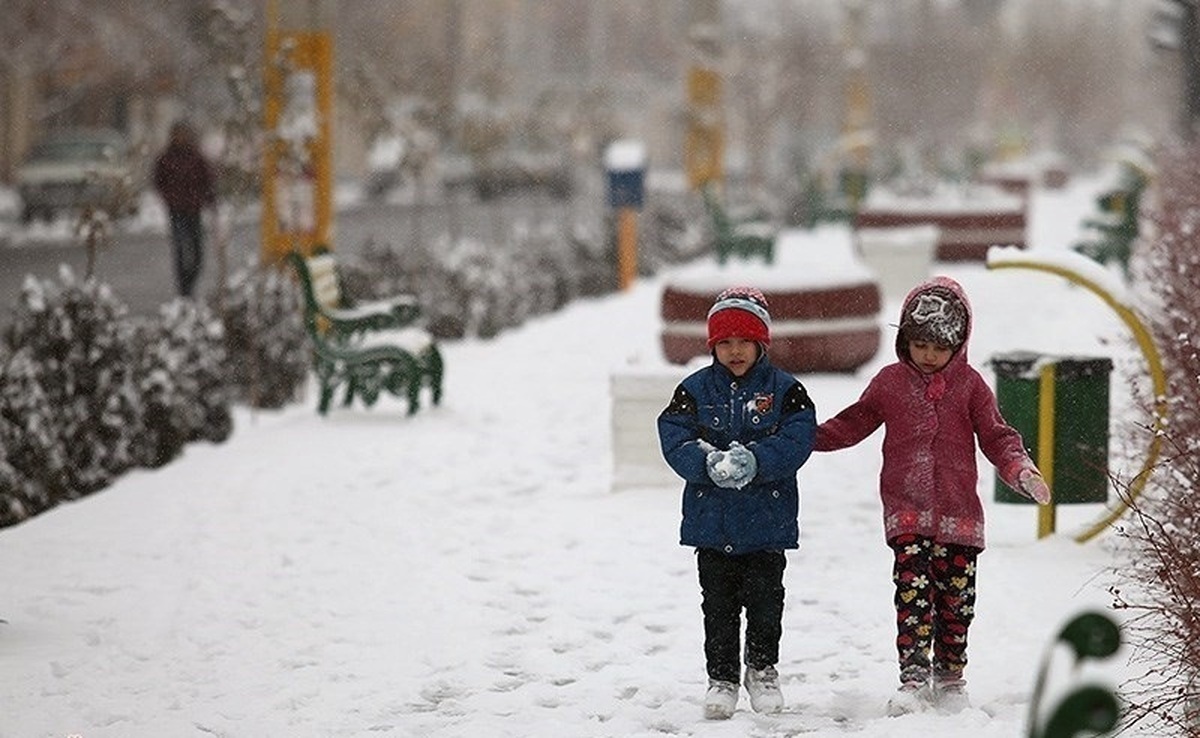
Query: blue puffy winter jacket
[[657, 355, 817, 554]]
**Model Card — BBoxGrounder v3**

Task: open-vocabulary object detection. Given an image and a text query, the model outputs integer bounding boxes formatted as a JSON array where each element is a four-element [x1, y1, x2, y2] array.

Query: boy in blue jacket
[[657, 286, 817, 720]]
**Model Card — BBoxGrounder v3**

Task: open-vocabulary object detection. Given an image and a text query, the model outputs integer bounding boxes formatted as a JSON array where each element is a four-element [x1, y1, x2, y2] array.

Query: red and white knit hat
[[706, 286, 772, 349]]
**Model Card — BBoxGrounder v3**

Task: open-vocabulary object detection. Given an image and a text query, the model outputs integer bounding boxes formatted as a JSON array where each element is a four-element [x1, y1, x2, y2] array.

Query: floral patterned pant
[[887, 534, 980, 683]]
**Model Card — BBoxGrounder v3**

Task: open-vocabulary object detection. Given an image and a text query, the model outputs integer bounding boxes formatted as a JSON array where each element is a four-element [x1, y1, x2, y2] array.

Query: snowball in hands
[[706, 442, 757, 490]]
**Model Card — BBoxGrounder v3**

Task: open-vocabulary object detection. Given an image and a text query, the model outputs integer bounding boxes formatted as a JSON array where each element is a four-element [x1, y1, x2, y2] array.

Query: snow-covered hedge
[[336, 194, 708, 340], [2, 270, 151, 508], [134, 300, 234, 468], [337, 227, 613, 340], [212, 260, 309, 409], [0, 263, 308, 528]]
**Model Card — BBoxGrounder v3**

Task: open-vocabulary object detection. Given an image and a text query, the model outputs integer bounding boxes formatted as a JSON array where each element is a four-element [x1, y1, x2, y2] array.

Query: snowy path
[[0, 188, 1137, 736]]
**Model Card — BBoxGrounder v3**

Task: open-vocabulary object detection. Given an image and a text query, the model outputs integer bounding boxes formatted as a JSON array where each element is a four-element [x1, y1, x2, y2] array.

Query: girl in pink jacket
[[815, 276, 1050, 715]]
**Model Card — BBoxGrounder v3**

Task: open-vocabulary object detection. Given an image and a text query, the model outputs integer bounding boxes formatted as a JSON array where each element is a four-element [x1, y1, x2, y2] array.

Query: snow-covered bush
[[269, 194, 709, 349], [0, 349, 62, 525], [339, 236, 465, 338], [340, 223, 614, 341], [1113, 139, 1200, 738], [133, 299, 234, 468], [212, 260, 309, 409], [0, 259, 311, 527], [637, 193, 712, 272], [3, 269, 146, 497]]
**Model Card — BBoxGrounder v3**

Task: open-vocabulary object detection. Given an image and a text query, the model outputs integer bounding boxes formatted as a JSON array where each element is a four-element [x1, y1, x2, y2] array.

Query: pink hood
[[896, 275, 972, 359], [895, 276, 972, 403]]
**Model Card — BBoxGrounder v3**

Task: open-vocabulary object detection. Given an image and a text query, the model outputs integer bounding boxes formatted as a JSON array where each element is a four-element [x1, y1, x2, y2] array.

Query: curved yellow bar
[[986, 259, 1168, 543]]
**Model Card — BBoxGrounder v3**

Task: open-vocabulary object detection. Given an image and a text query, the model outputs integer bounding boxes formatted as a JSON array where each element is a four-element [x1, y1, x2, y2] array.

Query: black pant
[[168, 209, 205, 298], [696, 548, 787, 683]]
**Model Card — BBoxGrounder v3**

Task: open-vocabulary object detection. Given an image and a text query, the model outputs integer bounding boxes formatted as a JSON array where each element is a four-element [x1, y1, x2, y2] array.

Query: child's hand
[[707, 450, 735, 486], [708, 445, 759, 489], [1018, 468, 1052, 505]]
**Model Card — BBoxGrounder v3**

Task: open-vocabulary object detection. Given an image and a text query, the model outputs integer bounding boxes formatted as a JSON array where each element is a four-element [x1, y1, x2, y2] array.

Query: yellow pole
[[311, 31, 334, 252], [260, 5, 334, 263], [261, 0, 280, 263], [1037, 363, 1057, 539], [617, 207, 638, 291], [685, 0, 722, 191], [685, 67, 723, 190]]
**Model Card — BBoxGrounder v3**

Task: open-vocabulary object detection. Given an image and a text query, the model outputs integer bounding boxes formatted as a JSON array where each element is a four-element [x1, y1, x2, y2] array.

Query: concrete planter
[[856, 225, 939, 304]]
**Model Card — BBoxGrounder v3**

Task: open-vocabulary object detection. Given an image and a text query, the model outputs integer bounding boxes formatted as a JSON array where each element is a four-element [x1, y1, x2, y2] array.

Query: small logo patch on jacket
[[752, 393, 774, 415]]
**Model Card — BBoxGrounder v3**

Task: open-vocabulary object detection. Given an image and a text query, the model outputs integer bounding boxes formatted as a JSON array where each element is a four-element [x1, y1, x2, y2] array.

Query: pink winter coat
[[815, 276, 1035, 549]]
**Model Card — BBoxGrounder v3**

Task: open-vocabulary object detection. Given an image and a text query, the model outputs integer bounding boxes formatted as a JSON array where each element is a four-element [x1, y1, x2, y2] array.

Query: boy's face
[[714, 337, 759, 377], [908, 339, 953, 374]]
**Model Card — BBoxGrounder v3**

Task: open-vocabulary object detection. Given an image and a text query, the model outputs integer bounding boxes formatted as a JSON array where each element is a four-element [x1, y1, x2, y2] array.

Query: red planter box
[[855, 206, 1026, 262]]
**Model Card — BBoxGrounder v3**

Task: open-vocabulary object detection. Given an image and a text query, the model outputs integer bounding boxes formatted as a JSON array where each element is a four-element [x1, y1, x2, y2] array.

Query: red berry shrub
[[1113, 139, 1200, 737]]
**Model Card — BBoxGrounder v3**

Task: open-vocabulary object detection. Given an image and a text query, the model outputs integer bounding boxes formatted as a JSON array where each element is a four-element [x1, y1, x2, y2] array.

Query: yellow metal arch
[[986, 258, 1168, 543]]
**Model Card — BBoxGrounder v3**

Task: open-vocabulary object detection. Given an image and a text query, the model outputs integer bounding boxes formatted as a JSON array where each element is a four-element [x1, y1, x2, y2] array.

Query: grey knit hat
[[899, 286, 967, 349]]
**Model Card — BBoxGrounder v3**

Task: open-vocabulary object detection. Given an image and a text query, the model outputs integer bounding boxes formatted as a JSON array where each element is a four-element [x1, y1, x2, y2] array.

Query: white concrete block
[[610, 365, 688, 491]]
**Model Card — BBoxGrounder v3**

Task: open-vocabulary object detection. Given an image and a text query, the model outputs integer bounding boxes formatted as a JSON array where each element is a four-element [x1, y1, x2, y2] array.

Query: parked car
[[15, 128, 140, 223], [441, 149, 574, 201], [473, 150, 574, 200]]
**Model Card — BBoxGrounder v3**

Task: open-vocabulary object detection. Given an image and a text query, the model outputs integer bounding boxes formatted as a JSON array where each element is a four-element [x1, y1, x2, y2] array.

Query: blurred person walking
[[154, 121, 216, 298]]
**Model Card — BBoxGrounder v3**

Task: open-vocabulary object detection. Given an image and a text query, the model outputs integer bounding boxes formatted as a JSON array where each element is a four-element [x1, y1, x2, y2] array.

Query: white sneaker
[[704, 679, 739, 720], [932, 675, 970, 713], [743, 665, 784, 714], [886, 680, 931, 716]]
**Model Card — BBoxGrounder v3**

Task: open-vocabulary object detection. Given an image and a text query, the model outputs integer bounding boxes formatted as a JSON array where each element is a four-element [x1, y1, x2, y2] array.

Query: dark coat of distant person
[[154, 123, 215, 214]]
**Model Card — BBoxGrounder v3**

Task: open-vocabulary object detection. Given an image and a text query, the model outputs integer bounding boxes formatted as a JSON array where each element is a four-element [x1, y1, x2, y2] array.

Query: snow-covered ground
[[0, 175, 1148, 737]]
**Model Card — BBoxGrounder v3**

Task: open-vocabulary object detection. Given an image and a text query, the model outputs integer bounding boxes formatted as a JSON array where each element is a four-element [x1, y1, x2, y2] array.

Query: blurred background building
[[0, 0, 1185, 190]]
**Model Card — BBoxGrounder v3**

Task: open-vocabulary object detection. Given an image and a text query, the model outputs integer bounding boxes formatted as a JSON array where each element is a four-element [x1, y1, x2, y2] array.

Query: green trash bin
[[990, 351, 1112, 504]]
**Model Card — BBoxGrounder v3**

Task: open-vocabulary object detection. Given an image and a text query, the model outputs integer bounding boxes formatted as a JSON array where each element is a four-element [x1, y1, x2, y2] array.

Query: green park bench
[[701, 185, 776, 265], [287, 249, 443, 415], [1072, 165, 1147, 278]]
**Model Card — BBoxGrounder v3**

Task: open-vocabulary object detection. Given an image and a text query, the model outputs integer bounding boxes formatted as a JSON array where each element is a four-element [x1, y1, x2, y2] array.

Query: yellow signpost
[[685, 67, 723, 191], [262, 4, 334, 263], [840, 0, 872, 211], [684, 0, 722, 192]]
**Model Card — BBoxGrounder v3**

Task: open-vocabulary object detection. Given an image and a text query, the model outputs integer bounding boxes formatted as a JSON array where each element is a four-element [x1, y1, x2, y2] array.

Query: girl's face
[[714, 337, 759, 377], [908, 339, 953, 374]]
